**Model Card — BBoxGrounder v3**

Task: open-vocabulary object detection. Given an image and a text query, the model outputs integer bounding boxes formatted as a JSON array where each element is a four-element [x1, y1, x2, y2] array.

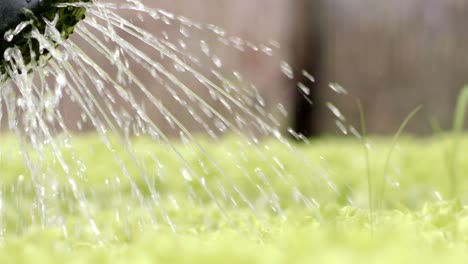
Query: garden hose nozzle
[[0, 0, 91, 74]]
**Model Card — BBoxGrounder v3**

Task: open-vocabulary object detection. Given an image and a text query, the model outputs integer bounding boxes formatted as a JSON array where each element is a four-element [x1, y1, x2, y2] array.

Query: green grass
[[447, 86, 468, 197], [1, 134, 468, 263]]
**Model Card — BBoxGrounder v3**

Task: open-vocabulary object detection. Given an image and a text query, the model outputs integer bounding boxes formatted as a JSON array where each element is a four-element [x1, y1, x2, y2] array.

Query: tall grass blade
[[448, 86, 468, 198], [356, 99, 373, 225], [380, 105, 423, 208]]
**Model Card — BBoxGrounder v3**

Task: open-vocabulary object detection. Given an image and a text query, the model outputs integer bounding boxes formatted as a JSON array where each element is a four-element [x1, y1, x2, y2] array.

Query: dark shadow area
[[290, 0, 323, 137]]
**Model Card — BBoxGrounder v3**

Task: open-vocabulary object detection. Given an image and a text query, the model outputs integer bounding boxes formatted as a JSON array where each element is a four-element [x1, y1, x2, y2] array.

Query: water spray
[[0, 0, 90, 74]]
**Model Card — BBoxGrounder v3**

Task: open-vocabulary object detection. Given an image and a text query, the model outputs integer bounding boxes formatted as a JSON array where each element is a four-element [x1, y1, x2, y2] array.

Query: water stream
[[0, 0, 368, 243]]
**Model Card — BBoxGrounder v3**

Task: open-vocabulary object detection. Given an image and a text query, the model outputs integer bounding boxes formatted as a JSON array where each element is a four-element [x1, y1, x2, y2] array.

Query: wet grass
[[1, 134, 468, 263]]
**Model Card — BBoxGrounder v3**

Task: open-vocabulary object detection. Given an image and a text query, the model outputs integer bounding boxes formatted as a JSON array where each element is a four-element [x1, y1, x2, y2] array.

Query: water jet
[[0, 2, 466, 262], [1, 1, 328, 240]]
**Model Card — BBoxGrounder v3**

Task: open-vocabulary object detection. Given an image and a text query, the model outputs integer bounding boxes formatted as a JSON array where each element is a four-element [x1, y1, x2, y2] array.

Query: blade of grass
[[356, 99, 373, 224], [379, 105, 423, 209], [448, 86, 468, 198], [428, 116, 443, 136]]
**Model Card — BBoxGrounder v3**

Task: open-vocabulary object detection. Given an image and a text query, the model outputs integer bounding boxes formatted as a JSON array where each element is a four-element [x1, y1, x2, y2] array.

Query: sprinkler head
[[0, 0, 91, 74]]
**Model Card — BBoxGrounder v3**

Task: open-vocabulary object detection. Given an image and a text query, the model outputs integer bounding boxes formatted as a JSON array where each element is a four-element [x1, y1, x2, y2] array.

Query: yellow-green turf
[[0, 134, 468, 263]]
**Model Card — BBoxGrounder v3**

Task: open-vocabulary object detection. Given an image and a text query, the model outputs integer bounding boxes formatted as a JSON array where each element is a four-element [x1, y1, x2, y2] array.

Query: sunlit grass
[[0, 134, 468, 262], [448, 86, 468, 197]]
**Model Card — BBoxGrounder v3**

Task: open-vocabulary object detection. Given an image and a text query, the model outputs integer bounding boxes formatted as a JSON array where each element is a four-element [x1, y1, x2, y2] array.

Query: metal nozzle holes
[[0, 0, 91, 74]]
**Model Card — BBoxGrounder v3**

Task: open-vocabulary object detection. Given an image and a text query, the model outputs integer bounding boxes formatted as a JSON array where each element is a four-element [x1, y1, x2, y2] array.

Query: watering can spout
[[0, 0, 90, 74]]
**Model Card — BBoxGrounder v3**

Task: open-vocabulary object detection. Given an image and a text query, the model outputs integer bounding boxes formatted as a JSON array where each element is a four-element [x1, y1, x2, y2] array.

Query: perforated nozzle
[[0, 0, 91, 74]]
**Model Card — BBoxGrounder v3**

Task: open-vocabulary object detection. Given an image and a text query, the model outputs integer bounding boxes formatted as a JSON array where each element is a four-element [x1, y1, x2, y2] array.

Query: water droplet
[[328, 83, 348, 95], [298, 82, 310, 96], [302, 70, 315, 83], [200, 40, 210, 55], [212, 56, 222, 68], [326, 102, 346, 121], [281, 61, 294, 79], [335, 120, 348, 135]]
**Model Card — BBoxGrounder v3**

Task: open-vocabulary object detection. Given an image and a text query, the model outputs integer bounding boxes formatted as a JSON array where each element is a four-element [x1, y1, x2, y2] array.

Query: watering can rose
[[0, 0, 91, 74]]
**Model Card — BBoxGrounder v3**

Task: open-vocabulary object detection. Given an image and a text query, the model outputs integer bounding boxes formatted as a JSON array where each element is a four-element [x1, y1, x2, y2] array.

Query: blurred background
[[4, 0, 468, 137], [143, 0, 468, 136]]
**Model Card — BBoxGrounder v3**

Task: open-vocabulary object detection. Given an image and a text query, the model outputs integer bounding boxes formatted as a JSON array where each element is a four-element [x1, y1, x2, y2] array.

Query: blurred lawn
[[0, 134, 468, 263]]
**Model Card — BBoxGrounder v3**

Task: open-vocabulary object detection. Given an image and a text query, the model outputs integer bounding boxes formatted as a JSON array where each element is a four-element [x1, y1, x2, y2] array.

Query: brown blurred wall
[[89, 0, 468, 135], [315, 0, 468, 134]]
